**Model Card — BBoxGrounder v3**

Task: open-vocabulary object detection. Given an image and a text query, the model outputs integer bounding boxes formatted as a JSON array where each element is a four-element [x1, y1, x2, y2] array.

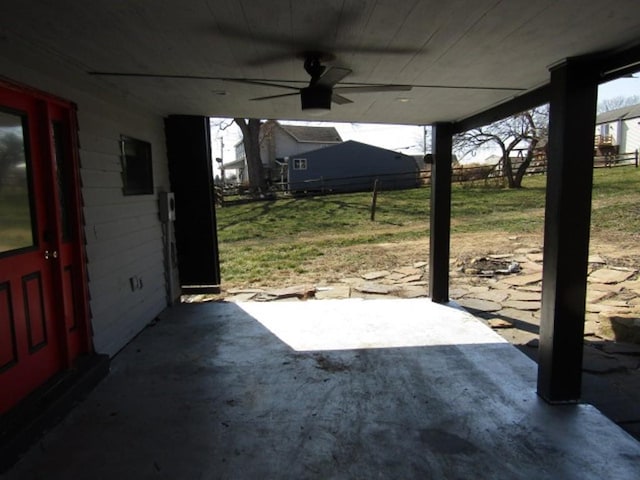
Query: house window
[[120, 136, 153, 195], [293, 158, 307, 170]]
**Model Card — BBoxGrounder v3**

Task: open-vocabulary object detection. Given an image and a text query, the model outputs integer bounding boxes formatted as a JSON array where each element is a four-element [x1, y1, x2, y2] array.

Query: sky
[[210, 120, 428, 163], [598, 76, 640, 103], [211, 76, 640, 170]]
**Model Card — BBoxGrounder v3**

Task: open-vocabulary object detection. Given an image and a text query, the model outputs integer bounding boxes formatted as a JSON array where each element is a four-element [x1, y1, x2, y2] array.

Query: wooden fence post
[[214, 186, 224, 207], [370, 178, 379, 221]]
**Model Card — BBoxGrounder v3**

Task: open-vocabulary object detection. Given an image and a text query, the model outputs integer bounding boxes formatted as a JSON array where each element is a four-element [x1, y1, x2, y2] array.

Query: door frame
[[43, 97, 92, 362], [0, 78, 92, 412]]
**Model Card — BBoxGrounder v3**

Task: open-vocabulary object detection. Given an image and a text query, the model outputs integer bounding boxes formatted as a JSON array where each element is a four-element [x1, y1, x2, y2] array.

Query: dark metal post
[[537, 59, 598, 403], [429, 123, 453, 303], [165, 115, 221, 293]]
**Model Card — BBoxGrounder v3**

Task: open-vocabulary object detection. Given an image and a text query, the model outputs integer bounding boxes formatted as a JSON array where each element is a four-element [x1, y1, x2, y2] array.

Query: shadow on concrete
[[4, 299, 640, 479]]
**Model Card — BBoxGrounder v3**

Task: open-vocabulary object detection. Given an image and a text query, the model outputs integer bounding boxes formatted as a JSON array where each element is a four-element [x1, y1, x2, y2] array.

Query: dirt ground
[[215, 229, 640, 292], [268, 229, 640, 289]]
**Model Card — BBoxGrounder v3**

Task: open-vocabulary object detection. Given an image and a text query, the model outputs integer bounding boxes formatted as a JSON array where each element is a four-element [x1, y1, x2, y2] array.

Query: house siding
[[622, 118, 640, 153], [2, 46, 171, 356], [596, 105, 640, 156], [266, 131, 295, 161]]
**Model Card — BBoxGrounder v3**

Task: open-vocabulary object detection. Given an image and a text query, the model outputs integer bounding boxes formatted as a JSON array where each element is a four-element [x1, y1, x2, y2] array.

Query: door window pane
[[0, 111, 35, 254]]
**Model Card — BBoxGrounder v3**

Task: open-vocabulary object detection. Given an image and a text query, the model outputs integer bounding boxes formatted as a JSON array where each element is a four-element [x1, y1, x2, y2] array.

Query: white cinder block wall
[[78, 105, 169, 355]]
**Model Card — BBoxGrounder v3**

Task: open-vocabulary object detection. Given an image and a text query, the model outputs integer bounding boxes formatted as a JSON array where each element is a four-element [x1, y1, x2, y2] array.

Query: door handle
[[44, 250, 58, 260]]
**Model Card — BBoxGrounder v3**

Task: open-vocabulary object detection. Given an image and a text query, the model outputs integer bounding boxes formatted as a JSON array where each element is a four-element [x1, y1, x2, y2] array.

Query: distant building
[[595, 103, 640, 157], [287, 140, 420, 193]]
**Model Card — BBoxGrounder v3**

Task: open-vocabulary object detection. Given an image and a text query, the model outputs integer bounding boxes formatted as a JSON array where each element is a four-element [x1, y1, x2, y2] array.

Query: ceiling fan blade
[[223, 78, 301, 91], [89, 72, 306, 90], [339, 82, 524, 91], [89, 71, 226, 80], [333, 85, 413, 94], [331, 93, 353, 105], [250, 92, 300, 101], [89, 73, 523, 92], [317, 66, 352, 88]]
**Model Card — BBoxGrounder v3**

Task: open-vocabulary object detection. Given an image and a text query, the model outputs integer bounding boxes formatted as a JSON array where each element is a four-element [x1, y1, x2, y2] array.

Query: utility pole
[[423, 125, 427, 155], [219, 137, 225, 184]]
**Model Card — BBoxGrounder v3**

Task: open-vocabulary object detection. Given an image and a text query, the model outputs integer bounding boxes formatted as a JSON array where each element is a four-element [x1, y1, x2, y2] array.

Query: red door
[[0, 81, 90, 413]]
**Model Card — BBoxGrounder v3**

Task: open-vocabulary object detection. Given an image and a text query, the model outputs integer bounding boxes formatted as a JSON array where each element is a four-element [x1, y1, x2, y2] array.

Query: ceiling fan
[[232, 52, 411, 114]]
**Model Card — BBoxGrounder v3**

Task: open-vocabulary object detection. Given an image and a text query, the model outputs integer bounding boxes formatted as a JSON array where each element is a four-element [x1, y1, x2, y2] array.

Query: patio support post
[[429, 123, 453, 303], [165, 115, 221, 293], [537, 59, 598, 403]]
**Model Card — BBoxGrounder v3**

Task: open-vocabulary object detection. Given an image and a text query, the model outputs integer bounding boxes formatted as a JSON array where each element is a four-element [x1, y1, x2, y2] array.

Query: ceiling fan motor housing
[[301, 86, 332, 111]]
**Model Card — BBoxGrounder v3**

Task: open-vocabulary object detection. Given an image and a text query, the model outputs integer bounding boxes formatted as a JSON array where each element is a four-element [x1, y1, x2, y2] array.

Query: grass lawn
[[215, 167, 640, 288]]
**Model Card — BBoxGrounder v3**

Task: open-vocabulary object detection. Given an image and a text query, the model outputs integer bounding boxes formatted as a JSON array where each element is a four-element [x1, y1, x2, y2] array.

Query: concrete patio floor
[[5, 298, 640, 479]]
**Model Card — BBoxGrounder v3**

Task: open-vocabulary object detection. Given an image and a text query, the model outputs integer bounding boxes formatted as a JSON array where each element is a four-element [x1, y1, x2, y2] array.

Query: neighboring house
[[220, 157, 246, 184], [228, 120, 343, 185], [287, 140, 420, 193], [595, 103, 640, 157]]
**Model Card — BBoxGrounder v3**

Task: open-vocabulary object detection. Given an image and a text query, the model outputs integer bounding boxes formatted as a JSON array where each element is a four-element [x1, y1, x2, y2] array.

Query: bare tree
[[597, 95, 640, 114], [454, 106, 548, 188], [234, 118, 268, 196]]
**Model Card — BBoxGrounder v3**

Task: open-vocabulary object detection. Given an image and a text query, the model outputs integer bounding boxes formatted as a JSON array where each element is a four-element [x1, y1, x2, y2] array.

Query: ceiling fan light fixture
[[301, 87, 332, 115]]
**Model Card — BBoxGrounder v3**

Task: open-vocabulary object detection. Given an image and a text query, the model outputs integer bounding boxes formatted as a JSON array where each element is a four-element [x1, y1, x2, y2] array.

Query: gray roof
[[233, 121, 344, 149], [278, 124, 342, 143], [295, 139, 413, 158], [596, 103, 640, 124]]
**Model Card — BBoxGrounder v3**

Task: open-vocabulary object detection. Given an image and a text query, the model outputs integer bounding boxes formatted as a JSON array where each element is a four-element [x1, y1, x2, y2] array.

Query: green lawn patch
[[216, 167, 640, 286]]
